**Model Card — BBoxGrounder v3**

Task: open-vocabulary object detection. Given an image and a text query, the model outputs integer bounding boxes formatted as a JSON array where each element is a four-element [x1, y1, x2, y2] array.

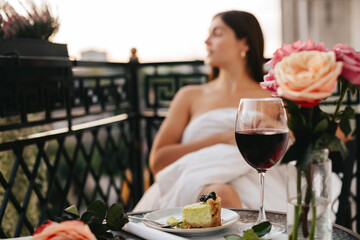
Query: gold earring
[[241, 51, 246, 58]]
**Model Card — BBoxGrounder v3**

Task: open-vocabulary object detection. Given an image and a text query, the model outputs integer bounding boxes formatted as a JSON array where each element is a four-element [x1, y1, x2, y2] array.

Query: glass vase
[[286, 149, 332, 240]]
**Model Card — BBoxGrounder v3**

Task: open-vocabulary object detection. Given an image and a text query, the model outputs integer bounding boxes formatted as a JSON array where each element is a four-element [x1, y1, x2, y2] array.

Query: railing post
[[127, 58, 144, 205], [356, 114, 360, 233], [64, 64, 73, 130]]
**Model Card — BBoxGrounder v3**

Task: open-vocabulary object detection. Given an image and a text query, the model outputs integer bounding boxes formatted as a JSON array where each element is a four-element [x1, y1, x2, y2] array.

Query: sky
[[10, 0, 282, 62]]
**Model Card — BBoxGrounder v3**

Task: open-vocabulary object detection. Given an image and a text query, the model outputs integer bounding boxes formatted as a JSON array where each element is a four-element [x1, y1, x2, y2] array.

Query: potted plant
[[0, 2, 72, 238], [0, 0, 68, 57]]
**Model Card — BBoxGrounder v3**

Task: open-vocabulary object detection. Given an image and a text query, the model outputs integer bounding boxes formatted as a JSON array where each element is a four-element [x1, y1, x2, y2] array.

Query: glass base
[[239, 221, 285, 239]]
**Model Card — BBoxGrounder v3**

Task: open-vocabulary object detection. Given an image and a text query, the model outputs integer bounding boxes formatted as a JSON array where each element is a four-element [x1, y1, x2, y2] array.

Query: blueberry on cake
[[181, 191, 221, 228]]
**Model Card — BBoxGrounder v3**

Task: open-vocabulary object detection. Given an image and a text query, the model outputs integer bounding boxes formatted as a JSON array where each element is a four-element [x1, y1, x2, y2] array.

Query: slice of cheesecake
[[182, 192, 221, 228]]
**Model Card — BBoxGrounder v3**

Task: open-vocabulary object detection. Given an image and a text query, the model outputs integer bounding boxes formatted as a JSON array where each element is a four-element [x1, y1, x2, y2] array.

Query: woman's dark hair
[[208, 11, 265, 83]]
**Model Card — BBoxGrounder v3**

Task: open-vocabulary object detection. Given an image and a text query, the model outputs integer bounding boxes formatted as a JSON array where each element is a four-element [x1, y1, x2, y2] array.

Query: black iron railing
[[0, 56, 139, 237], [0, 55, 359, 237]]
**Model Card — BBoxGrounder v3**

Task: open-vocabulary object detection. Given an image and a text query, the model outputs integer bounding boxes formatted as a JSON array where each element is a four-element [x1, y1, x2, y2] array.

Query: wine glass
[[235, 98, 289, 237]]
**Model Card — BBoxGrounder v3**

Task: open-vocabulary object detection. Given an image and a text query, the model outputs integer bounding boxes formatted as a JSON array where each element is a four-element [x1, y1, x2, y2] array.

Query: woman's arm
[[149, 87, 234, 175]]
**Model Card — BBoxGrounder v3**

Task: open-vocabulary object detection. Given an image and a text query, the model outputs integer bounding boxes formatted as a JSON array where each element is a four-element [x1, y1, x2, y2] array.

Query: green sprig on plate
[[225, 221, 272, 240]]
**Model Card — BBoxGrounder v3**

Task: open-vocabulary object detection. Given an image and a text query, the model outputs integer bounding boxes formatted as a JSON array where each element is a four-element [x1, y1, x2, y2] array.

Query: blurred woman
[[134, 10, 274, 210]]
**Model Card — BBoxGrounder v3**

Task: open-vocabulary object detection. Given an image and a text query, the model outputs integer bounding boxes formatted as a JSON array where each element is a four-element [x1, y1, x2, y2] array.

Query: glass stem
[[258, 171, 267, 223]]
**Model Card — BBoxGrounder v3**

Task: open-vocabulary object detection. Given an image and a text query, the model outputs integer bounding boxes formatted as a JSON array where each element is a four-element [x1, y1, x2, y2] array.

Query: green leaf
[[281, 144, 301, 164], [224, 234, 242, 240], [284, 99, 299, 111], [327, 136, 341, 151], [314, 118, 328, 134], [328, 136, 347, 159], [328, 120, 338, 136], [88, 222, 109, 234], [80, 210, 102, 225], [64, 205, 79, 217], [106, 203, 129, 231], [252, 221, 272, 237], [242, 229, 260, 240], [281, 141, 311, 168], [87, 200, 107, 221], [335, 106, 354, 137], [288, 114, 305, 139], [339, 118, 352, 136], [341, 106, 355, 119], [61, 200, 129, 240], [296, 144, 312, 170]]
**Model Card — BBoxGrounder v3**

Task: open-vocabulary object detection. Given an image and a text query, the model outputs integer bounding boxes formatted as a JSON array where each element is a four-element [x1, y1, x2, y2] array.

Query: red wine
[[235, 129, 289, 172]]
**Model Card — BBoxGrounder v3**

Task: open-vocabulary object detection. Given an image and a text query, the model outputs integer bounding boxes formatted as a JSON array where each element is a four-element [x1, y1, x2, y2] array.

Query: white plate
[[142, 207, 239, 235]]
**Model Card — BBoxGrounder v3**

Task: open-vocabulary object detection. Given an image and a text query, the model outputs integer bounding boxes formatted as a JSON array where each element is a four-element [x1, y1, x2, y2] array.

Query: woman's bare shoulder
[[180, 84, 205, 93], [175, 84, 206, 100]]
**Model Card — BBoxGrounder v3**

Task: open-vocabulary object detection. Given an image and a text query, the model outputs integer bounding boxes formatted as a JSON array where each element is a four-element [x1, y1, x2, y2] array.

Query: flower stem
[[309, 190, 316, 240], [289, 168, 302, 240], [333, 80, 348, 122], [301, 165, 313, 237]]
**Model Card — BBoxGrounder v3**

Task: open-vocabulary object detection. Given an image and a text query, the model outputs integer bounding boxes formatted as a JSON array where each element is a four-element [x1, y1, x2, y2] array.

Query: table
[[116, 209, 360, 240], [7, 209, 360, 240]]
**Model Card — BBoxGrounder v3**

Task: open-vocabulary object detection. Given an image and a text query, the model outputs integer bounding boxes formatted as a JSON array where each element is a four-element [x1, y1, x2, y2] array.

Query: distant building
[[80, 50, 108, 61], [281, 0, 360, 50]]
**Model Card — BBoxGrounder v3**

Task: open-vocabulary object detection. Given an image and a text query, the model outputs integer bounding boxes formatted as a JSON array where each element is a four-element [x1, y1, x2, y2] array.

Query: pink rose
[[267, 38, 327, 67], [333, 44, 360, 85], [274, 51, 342, 107], [260, 69, 278, 96], [32, 220, 97, 240]]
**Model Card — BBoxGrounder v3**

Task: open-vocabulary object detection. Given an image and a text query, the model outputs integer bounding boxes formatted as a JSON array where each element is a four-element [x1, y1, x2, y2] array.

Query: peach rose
[[32, 220, 96, 240], [261, 39, 327, 96], [274, 51, 342, 107]]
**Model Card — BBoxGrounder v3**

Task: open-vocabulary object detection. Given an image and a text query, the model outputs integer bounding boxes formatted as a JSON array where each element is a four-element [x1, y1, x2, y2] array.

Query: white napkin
[[121, 222, 188, 240], [121, 221, 288, 240], [3, 237, 32, 240]]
